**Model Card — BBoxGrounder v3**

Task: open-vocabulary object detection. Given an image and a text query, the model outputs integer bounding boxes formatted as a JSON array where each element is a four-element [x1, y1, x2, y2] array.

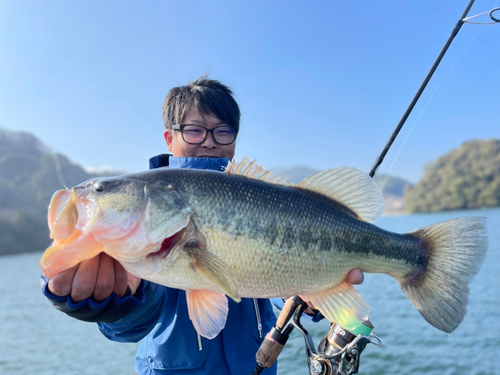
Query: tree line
[[405, 139, 500, 213]]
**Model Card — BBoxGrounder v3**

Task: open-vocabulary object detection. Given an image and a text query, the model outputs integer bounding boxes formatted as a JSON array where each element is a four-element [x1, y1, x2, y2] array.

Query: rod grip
[[255, 329, 287, 369], [276, 298, 296, 328], [255, 298, 300, 369]]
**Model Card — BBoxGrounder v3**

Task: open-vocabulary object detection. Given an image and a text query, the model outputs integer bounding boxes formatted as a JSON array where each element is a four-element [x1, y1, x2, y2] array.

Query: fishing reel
[[309, 319, 381, 375], [253, 296, 381, 375]]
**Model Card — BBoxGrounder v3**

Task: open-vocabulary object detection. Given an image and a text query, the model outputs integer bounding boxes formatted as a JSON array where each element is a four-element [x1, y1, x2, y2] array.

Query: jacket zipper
[[197, 333, 203, 351], [253, 298, 263, 338]]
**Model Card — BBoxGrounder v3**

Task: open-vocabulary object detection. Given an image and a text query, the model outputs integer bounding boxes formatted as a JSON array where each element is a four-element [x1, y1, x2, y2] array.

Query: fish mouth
[[48, 189, 78, 240], [41, 230, 105, 278]]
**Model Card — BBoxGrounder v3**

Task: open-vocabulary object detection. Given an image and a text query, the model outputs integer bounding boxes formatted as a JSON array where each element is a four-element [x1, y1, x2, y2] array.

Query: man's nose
[[201, 132, 217, 148]]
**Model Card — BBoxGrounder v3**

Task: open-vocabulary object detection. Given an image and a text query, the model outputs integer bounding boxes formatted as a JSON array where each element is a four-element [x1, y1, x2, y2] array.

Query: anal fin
[[186, 289, 229, 339], [301, 281, 371, 335]]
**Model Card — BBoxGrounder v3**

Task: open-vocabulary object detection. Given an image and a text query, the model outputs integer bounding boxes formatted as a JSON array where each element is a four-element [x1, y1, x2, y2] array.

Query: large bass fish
[[41, 158, 487, 339]]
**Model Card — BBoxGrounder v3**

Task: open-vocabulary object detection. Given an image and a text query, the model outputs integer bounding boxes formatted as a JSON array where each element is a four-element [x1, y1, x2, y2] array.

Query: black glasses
[[172, 124, 236, 145]]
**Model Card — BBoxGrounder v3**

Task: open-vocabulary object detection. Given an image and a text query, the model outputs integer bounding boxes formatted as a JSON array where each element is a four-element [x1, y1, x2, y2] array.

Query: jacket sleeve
[[41, 276, 169, 343], [41, 275, 148, 323], [97, 281, 169, 343]]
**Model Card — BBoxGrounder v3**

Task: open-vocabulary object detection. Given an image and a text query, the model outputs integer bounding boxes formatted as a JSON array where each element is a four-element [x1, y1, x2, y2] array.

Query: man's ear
[[164, 129, 173, 152]]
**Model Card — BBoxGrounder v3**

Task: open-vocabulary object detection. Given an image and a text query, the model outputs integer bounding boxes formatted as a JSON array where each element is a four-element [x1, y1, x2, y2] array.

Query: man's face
[[164, 104, 236, 159]]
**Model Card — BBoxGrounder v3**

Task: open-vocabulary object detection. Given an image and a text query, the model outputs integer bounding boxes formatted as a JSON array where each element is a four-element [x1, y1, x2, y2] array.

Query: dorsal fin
[[295, 167, 384, 222], [226, 157, 292, 186]]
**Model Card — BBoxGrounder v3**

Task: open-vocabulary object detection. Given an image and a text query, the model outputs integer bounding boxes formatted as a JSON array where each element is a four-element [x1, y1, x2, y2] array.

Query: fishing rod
[[253, 2, 499, 374], [369, 0, 499, 178]]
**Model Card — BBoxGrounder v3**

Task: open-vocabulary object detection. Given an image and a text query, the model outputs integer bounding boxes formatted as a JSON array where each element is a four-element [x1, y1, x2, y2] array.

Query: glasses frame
[[171, 124, 237, 145]]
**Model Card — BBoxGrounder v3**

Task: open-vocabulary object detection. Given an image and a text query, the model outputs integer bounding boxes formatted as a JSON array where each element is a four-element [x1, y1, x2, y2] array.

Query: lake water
[[1, 208, 499, 375]]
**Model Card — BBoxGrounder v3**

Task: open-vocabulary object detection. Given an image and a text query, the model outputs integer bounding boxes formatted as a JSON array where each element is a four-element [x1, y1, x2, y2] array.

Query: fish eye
[[91, 179, 123, 192], [93, 182, 106, 192]]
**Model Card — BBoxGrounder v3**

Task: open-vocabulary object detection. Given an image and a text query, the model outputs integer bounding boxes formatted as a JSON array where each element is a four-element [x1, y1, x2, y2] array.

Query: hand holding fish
[[345, 268, 364, 285], [47, 253, 141, 302]]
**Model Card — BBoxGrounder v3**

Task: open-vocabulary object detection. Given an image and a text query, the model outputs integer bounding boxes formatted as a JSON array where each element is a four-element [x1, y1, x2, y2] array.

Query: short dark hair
[[162, 74, 241, 136]]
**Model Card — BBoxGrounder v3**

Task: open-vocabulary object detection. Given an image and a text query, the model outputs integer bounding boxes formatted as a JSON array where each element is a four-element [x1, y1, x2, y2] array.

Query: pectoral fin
[[185, 244, 241, 303], [186, 289, 229, 339], [300, 281, 372, 335]]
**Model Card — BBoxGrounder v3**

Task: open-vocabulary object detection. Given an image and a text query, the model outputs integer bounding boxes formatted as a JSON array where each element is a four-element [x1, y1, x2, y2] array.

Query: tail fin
[[399, 217, 487, 333]]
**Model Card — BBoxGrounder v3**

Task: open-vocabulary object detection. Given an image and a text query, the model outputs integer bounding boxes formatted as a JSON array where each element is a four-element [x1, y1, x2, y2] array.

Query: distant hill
[[0, 128, 123, 255], [405, 139, 500, 213], [270, 165, 320, 184], [373, 173, 413, 215]]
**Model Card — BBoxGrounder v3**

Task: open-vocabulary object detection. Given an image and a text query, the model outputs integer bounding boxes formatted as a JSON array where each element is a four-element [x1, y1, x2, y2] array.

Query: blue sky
[[1, 0, 499, 183]]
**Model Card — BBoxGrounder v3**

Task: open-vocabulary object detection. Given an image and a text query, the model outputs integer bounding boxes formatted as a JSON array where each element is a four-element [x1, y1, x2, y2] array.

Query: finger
[[47, 264, 79, 296], [112, 260, 129, 298], [346, 269, 364, 285], [127, 273, 142, 295], [71, 255, 100, 302], [306, 301, 317, 310], [303, 302, 318, 315], [93, 253, 116, 302]]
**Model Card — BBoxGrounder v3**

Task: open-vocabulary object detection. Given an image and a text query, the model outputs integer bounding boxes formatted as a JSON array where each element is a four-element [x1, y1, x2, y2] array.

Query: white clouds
[[84, 165, 114, 174]]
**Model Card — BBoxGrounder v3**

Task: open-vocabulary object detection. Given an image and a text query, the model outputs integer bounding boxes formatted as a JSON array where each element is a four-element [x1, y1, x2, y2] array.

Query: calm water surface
[[1, 208, 499, 375]]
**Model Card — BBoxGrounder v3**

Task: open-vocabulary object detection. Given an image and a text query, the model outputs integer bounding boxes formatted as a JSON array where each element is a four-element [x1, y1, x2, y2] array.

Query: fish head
[[74, 177, 149, 236], [47, 177, 149, 241], [41, 174, 192, 278]]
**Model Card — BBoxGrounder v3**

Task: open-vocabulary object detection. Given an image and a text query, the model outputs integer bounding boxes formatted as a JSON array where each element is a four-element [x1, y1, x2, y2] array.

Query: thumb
[[346, 269, 364, 285], [127, 273, 142, 295]]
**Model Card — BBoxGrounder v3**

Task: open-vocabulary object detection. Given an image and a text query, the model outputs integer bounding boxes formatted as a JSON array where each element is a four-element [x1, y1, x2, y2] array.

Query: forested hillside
[[405, 139, 500, 213], [0, 129, 105, 255]]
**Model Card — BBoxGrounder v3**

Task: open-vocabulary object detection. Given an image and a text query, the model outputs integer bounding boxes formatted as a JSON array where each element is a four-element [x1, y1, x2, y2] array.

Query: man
[[42, 75, 364, 374]]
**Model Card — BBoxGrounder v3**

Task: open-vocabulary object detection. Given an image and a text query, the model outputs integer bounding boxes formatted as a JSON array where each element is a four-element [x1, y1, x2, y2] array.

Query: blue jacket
[[42, 154, 278, 375]]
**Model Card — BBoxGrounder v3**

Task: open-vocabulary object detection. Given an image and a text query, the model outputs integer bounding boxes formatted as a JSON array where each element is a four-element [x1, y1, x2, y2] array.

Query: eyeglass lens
[[182, 125, 235, 145]]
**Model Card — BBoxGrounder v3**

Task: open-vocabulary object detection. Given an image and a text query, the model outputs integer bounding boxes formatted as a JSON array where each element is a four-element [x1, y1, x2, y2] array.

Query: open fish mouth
[[41, 188, 100, 278], [40, 230, 105, 278], [41, 183, 148, 277], [48, 189, 77, 240]]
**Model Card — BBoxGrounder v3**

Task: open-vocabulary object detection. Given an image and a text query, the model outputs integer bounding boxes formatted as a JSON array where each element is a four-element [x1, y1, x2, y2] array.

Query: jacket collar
[[149, 154, 231, 172]]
